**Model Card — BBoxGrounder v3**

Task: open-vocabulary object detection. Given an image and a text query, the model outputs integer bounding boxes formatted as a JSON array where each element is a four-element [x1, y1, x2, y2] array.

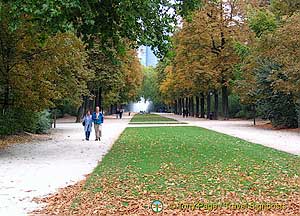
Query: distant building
[[138, 46, 158, 67]]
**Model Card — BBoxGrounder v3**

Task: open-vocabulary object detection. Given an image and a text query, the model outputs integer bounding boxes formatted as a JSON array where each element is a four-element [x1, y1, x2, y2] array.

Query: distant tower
[[138, 46, 146, 66], [145, 46, 158, 67], [138, 46, 158, 67]]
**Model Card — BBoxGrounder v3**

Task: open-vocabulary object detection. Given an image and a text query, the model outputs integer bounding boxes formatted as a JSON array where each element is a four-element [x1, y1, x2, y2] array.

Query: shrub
[[0, 109, 51, 135], [36, 110, 52, 134], [228, 94, 242, 118], [256, 60, 298, 128], [258, 92, 298, 128]]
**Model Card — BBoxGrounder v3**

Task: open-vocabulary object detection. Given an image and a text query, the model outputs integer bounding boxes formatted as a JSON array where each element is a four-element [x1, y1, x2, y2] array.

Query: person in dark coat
[[119, 108, 124, 119]]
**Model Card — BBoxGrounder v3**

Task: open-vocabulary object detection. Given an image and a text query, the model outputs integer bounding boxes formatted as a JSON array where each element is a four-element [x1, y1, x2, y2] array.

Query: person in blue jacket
[[82, 110, 93, 141], [92, 106, 104, 141]]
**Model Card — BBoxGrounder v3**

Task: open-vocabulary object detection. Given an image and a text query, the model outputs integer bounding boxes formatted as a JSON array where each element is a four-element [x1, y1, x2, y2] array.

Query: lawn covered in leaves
[[38, 126, 300, 215], [130, 113, 177, 123]]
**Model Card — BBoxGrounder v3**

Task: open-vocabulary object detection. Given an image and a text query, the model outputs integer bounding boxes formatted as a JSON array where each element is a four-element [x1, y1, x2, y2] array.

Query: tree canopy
[[1, 0, 202, 57]]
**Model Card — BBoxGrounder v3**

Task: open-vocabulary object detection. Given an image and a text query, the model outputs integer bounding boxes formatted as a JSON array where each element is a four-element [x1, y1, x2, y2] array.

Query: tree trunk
[[188, 97, 191, 116], [214, 91, 219, 120], [173, 100, 176, 114], [180, 98, 183, 115], [196, 96, 200, 118], [110, 104, 113, 115], [296, 99, 300, 128], [183, 97, 186, 116], [76, 103, 84, 123], [222, 86, 229, 120], [200, 93, 205, 118], [253, 104, 256, 126], [191, 96, 195, 117], [174, 100, 178, 114], [207, 94, 211, 119], [95, 88, 100, 110], [53, 110, 57, 128], [178, 98, 181, 115], [80, 96, 89, 117], [89, 97, 94, 112], [3, 85, 9, 114], [115, 104, 118, 114], [99, 87, 103, 112], [189, 97, 192, 116], [87, 90, 97, 110], [190, 97, 193, 116]]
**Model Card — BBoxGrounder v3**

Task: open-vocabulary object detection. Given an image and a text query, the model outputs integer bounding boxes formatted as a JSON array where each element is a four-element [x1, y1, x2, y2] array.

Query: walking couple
[[82, 106, 104, 141]]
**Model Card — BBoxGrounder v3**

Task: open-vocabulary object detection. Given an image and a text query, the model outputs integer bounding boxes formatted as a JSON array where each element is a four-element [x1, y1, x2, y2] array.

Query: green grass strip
[[130, 114, 177, 123], [83, 126, 300, 203]]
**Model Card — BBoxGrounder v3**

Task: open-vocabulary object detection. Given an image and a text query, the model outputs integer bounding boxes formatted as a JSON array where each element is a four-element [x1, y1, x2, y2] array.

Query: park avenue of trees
[[1, 0, 300, 136], [152, 0, 300, 128]]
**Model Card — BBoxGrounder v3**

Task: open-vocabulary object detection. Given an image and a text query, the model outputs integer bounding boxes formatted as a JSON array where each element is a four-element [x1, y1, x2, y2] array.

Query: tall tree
[[0, 5, 90, 113], [161, 0, 250, 119], [235, 4, 300, 128]]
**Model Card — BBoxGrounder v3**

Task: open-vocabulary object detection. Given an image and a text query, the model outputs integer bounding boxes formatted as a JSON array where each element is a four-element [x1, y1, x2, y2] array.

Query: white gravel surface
[[161, 113, 300, 155], [0, 117, 129, 216]]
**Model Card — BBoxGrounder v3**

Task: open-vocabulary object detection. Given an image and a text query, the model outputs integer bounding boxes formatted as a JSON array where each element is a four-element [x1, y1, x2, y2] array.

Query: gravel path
[[160, 113, 300, 155], [0, 116, 130, 216]]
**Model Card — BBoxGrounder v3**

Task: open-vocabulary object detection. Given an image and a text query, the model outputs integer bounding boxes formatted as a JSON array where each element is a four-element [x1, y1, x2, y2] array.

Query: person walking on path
[[116, 108, 120, 119], [82, 110, 93, 141], [92, 106, 104, 141], [183, 108, 188, 118], [119, 108, 124, 119]]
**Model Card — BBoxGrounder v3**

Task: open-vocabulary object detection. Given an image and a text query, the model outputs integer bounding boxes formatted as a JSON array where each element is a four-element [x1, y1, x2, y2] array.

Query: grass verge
[[128, 121, 186, 125], [130, 113, 177, 123], [35, 126, 300, 215]]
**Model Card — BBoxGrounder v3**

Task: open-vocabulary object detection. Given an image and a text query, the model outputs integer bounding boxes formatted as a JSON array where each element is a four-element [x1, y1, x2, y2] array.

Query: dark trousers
[[85, 131, 91, 140]]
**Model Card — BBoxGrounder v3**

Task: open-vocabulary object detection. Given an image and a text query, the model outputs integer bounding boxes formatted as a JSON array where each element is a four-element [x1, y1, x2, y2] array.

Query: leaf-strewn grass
[[130, 113, 177, 123], [38, 126, 300, 215]]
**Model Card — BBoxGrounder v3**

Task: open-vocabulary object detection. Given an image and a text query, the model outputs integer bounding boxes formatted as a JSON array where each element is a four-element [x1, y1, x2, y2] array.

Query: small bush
[[259, 93, 298, 129], [36, 110, 52, 134]]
